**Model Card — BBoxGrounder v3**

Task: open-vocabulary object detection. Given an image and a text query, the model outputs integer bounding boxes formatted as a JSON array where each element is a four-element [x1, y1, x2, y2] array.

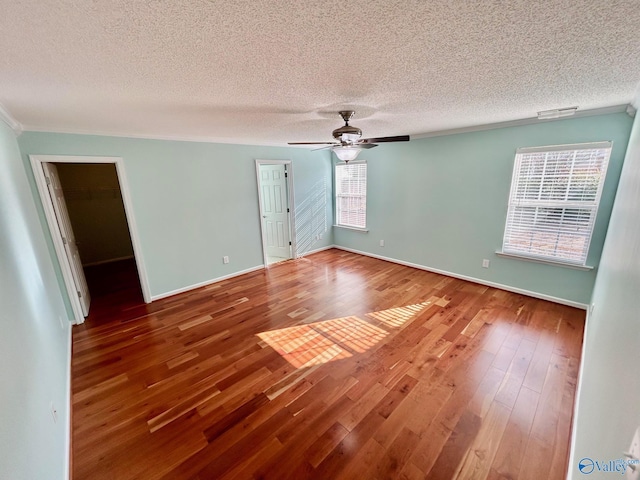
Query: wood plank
[[454, 401, 512, 478], [307, 421, 350, 468], [518, 436, 554, 480], [427, 409, 482, 479], [491, 386, 540, 478], [370, 427, 421, 479], [333, 437, 386, 480]]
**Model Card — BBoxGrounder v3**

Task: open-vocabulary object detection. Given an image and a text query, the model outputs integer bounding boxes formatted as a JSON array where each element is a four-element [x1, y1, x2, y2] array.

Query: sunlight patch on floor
[[258, 315, 388, 368], [258, 299, 442, 369], [366, 301, 433, 328]]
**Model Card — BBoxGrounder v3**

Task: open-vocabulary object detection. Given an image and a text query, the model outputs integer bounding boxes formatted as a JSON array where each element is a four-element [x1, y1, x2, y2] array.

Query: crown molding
[[19, 124, 293, 148], [18, 103, 633, 146], [0, 103, 23, 135], [412, 104, 630, 140]]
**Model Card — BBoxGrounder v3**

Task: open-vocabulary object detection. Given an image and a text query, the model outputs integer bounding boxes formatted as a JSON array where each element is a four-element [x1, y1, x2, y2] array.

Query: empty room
[[1, 1, 640, 479]]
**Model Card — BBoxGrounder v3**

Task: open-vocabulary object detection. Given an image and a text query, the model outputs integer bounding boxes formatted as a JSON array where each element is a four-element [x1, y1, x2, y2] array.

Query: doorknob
[[262, 215, 267, 218]]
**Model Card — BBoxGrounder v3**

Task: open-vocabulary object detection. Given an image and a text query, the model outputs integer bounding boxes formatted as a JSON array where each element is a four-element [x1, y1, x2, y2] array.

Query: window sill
[[495, 251, 594, 271], [333, 225, 369, 233]]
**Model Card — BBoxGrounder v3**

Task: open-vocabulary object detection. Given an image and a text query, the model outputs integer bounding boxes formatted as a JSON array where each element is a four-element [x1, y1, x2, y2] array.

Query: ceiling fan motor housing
[[332, 124, 362, 141]]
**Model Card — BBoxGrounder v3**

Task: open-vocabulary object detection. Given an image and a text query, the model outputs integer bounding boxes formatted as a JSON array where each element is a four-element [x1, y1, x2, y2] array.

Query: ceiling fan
[[288, 111, 410, 162]]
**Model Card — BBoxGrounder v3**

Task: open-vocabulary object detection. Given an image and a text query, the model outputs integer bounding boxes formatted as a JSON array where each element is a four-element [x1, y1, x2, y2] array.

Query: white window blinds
[[502, 142, 611, 265], [335, 162, 367, 229]]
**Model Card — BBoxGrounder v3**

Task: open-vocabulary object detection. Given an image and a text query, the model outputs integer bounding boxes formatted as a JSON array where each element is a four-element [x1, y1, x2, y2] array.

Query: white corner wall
[[569, 107, 640, 476], [0, 120, 71, 479]]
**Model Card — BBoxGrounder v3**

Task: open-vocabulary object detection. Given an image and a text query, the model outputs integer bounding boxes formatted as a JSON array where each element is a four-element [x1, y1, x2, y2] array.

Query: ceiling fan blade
[[360, 135, 410, 144], [314, 143, 376, 152], [288, 142, 338, 145]]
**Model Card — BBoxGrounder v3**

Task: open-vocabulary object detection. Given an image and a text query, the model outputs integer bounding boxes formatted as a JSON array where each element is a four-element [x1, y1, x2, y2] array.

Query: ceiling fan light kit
[[288, 110, 410, 162], [332, 145, 362, 162]]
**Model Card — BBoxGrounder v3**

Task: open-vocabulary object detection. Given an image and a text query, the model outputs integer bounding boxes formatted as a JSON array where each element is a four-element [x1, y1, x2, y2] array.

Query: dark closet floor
[[81, 258, 145, 327]]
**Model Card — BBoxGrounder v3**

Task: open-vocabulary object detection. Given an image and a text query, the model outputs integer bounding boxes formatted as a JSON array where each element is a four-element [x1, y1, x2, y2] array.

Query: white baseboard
[[82, 255, 134, 267], [297, 244, 335, 257], [150, 246, 588, 309], [333, 246, 588, 310], [150, 265, 265, 301], [150, 245, 334, 302], [566, 307, 592, 480], [64, 325, 72, 480]]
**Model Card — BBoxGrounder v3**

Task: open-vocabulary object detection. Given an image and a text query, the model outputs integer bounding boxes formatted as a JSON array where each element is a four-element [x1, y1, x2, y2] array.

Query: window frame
[[334, 161, 368, 231], [499, 141, 612, 268]]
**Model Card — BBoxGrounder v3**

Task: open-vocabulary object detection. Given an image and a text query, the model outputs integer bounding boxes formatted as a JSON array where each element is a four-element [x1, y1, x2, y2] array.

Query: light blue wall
[[18, 114, 632, 307], [334, 113, 634, 305], [568, 111, 640, 477], [0, 121, 71, 479], [18, 133, 333, 298]]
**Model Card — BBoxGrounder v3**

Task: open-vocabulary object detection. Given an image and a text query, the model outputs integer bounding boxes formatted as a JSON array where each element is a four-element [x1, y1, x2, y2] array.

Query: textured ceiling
[[1, 0, 640, 145]]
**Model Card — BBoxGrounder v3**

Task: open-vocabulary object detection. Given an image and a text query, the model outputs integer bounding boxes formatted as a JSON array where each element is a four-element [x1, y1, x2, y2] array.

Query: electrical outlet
[[379, 240, 384, 247], [50, 402, 58, 424], [482, 259, 490, 268], [223, 256, 229, 264]]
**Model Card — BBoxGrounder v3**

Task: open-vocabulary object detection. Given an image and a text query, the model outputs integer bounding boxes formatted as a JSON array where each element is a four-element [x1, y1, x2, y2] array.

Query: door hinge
[[77, 291, 82, 298], [289, 241, 292, 246], [287, 208, 290, 213], [62, 237, 68, 245], [285, 172, 288, 178], [45, 176, 51, 186]]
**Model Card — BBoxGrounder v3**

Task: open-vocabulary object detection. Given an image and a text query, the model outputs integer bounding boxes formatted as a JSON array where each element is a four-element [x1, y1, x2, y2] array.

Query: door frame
[[255, 159, 296, 266], [30, 155, 151, 324]]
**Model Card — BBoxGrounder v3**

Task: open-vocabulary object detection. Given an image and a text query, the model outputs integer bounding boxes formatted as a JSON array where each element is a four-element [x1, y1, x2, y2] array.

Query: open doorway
[[30, 155, 150, 324], [255, 159, 296, 266]]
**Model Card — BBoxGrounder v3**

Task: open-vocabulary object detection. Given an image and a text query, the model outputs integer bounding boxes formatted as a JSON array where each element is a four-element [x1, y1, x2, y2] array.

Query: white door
[[259, 164, 291, 260], [42, 163, 91, 316]]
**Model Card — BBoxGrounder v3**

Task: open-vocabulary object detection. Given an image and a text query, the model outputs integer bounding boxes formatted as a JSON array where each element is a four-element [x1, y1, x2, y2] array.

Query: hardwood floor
[[72, 249, 584, 479]]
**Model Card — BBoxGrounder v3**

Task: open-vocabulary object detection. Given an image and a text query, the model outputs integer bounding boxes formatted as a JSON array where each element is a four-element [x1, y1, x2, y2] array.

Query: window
[[501, 142, 611, 266], [335, 162, 367, 229]]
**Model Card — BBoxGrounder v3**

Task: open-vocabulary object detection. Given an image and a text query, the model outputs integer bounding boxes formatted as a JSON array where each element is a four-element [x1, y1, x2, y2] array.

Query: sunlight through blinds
[[502, 142, 612, 265], [336, 162, 367, 229]]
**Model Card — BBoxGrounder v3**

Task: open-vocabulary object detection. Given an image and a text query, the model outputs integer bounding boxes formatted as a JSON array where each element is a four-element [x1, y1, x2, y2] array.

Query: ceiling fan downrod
[[333, 111, 361, 141]]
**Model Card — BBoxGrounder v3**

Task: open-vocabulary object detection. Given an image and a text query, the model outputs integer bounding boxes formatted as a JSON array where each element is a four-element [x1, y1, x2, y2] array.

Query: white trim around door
[[255, 159, 296, 266], [30, 155, 151, 324]]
